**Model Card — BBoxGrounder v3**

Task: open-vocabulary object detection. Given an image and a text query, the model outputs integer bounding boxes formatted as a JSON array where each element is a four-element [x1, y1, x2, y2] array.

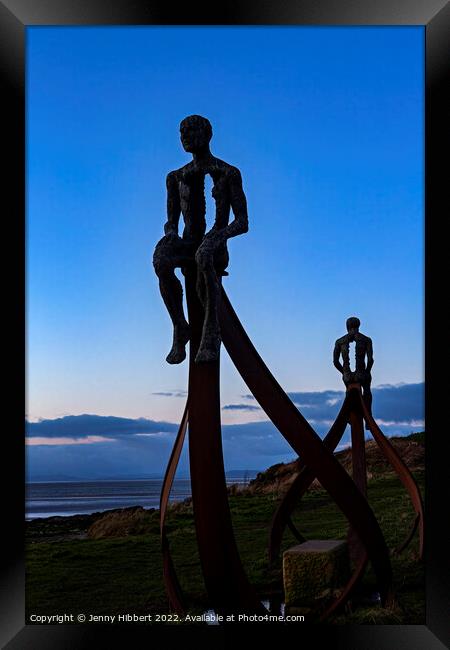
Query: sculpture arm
[[366, 338, 374, 373], [333, 341, 344, 374], [208, 167, 249, 245], [225, 167, 249, 239], [163, 172, 181, 236]]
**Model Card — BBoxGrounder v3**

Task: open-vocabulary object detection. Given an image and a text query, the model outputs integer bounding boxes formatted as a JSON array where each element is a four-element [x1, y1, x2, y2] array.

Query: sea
[[25, 473, 259, 520]]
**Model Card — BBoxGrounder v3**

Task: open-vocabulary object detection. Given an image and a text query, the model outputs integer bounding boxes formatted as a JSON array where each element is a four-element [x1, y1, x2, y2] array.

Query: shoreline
[[25, 504, 163, 544], [25, 476, 254, 522]]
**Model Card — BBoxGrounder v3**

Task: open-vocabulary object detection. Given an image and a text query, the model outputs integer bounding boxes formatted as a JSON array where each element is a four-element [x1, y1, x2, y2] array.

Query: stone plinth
[[283, 540, 350, 609]]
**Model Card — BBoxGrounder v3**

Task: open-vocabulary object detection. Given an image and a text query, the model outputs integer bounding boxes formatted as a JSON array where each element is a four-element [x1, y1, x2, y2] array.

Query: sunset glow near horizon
[[26, 26, 424, 474]]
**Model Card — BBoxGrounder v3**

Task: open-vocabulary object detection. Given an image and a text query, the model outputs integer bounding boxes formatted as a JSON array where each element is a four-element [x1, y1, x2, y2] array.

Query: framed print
[[1, 0, 449, 647]]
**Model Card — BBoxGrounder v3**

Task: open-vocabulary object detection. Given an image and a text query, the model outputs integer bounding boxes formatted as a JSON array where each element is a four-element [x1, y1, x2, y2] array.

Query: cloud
[[377, 419, 425, 428], [134, 432, 174, 438], [368, 383, 424, 422], [26, 414, 178, 439], [152, 390, 187, 398], [222, 404, 261, 411], [26, 436, 117, 446]]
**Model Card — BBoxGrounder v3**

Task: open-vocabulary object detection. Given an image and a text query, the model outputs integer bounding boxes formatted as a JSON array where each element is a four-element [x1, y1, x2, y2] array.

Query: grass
[[26, 470, 425, 624]]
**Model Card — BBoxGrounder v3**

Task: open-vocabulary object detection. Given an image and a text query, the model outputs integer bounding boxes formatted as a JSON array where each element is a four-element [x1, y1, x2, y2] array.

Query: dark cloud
[[241, 383, 424, 425], [26, 383, 424, 480], [368, 383, 424, 422], [26, 415, 178, 438], [26, 433, 182, 481], [26, 384, 424, 442], [222, 404, 261, 411]]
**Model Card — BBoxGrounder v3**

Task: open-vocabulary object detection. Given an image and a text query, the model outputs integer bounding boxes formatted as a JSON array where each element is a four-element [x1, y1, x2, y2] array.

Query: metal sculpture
[[153, 114, 248, 364], [268, 319, 424, 618], [154, 118, 399, 620], [333, 316, 373, 424]]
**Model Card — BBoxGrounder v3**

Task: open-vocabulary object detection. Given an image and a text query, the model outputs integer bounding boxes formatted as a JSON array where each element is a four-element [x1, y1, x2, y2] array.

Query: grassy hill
[[243, 431, 424, 496]]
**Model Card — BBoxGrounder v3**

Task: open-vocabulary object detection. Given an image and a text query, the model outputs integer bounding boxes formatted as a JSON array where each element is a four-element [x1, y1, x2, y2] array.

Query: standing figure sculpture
[[333, 317, 374, 424], [153, 115, 249, 364]]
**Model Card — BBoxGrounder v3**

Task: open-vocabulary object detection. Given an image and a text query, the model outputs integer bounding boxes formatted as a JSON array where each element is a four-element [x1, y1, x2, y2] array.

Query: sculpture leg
[[194, 248, 221, 363], [153, 239, 191, 364], [361, 380, 373, 431], [347, 387, 368, 565]]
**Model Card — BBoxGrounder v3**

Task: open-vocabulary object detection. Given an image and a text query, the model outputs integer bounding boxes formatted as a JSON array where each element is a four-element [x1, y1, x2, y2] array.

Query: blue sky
[[26, 26, 424, 477]]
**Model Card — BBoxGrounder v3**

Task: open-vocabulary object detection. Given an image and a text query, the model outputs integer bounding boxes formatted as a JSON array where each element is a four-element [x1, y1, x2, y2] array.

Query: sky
[[26, 26, 424, 478]]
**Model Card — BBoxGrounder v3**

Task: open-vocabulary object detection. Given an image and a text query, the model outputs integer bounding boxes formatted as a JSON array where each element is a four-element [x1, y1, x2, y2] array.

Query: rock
[[283, 540, 350, 607], [87, 506, 153, 539]]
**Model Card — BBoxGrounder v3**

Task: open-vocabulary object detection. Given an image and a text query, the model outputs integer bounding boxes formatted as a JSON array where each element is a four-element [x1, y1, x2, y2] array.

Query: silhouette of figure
[[153, 115, 249, 364], [333, 317, 374, 424]]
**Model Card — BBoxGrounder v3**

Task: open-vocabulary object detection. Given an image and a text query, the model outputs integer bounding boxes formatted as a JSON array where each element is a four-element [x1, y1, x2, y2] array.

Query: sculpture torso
[[336, 332, 371, 374], [170, 157, 238, 246]]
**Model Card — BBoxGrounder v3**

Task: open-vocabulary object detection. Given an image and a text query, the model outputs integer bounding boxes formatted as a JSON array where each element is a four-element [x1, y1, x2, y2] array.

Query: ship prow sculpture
[[153, 117, 424, 621]]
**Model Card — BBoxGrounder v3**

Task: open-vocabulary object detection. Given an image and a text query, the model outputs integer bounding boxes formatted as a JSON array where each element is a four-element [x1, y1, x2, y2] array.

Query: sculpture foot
[[166, 324, 190, 365], [195, 344, 220, 363], [194, 320, 221, 363], [195, 329, 221, 363]]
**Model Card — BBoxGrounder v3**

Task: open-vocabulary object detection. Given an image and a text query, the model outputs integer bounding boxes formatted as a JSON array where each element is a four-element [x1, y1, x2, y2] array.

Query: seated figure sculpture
[[333, 317, 374, 427], [153, 115, 249, 364]]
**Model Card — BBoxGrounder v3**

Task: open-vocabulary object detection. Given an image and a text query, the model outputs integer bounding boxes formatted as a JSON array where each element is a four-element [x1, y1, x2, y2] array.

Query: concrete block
[[283, 539, 350, 607]]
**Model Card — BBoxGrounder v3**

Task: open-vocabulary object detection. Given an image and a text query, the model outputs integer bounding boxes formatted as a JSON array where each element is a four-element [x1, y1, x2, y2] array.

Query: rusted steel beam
[[359, 394, 425, 560], [185, 270, 266, 615], [219, 288, 393, 606], [317, 551, 369, 621], [159, 402, 189, 614], [268, 395, 351, 564], [267, 388, 369, 620], [348, 385, 368, 497], [160, 286, 413, 616], [285, 517, 306, 544], [393, 513, 421, 556], [347, 385, 368, 565]]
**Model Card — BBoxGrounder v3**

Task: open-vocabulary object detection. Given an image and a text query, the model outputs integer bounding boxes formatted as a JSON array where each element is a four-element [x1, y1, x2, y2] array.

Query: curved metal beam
[[268, 395, 352, 563], [185, 271, 267, 615], [359, 394, 425, 560], [317, 551, 369, 622], [159, 402, 189, 614], [219, 287, 393, 606], [393, 513, 420, 556], [285, 516, 306, 544]]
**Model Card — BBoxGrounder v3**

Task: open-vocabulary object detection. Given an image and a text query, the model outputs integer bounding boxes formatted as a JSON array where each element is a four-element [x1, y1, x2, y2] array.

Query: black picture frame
[[1, 0, 449, 647]]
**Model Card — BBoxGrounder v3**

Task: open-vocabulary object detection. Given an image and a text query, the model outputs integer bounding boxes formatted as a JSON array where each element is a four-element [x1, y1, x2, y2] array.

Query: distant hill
[[26, 474, 85, 483], [26, 474, 167, 483], [225, 470, 261, 477], [244, 431, 425, 495]]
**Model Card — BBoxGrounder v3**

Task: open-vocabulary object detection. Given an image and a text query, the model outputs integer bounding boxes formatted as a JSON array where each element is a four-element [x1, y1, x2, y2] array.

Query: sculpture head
[[180, 115, 212, 153], [346, 316, 360, 338]]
